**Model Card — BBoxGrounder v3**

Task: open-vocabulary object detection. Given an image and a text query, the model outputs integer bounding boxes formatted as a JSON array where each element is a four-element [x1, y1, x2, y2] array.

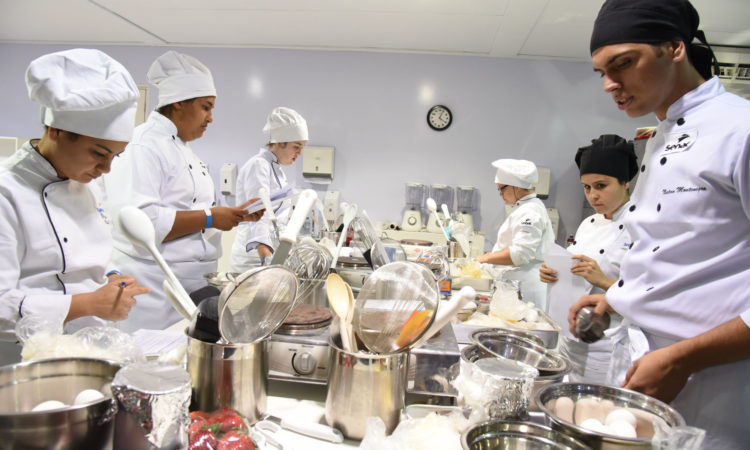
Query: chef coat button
[[212, 202, 216, 206], [652, 130, 657, 137], [629, 205, 636, 212], [202, 172, 206, 176], [172, 135, 175, 140], [628, 242, 634, 249], [657, 203, 661, 212], [599, 249, 604, 254], [619, 224, 624, 230], [573, 240, 577, 245], [193, 198, 196, 203], [653, 246, 660, 252], [618, 280, 624, 287], [201, 229, 205, 234], [63, 237, 68, 243], [189, 164, 193, 169], [677, 118, 685, 126], [660, 157, 667, 165], [640, 164, 646, 172], [590, 218, 595, 223], [44, 192, 48, 197]]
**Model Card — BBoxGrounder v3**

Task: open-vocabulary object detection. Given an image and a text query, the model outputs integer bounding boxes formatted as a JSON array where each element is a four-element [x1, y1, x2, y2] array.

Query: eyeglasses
[[497, 185, 510, 194]]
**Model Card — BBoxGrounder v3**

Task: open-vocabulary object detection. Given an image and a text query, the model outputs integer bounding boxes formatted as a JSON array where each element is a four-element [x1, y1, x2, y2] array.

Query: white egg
[[580, 418, 607, 433], [605, 408, 637, 427], [31, 400, 66, 412], [74, 389, 105, 405], [554, 396, 575, 423], [608, 420, 637, 438]]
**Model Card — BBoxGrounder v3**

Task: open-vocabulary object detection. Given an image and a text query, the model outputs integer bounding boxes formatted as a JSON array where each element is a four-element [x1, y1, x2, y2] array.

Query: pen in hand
[[113, 281, 125, 310]]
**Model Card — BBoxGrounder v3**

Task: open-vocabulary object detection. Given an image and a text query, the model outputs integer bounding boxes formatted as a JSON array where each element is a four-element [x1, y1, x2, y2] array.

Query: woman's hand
[[539, 262, 558, 283], [570, 254, 614, 290], [257, 244, 273, 264], [622, 346, 690, 403], [212, 198, 265, 230], [68, 279, 150, 322], [567, 293, 614, 337]]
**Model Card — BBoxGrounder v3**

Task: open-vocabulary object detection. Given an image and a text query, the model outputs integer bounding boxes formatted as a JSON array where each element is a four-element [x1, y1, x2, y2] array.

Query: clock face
[[427, 105, 452, 131]]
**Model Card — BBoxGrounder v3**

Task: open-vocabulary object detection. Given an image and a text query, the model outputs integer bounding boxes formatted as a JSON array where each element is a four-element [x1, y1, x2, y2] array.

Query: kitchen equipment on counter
[[204, 271, 240, 289], [186, 334, 267, 424], [352, 209, 390, 268], [187, 295, 221, 343], [461, 420, 592, 450], [324, 334, 408, 440], [401, 182, 426, 231], [354, 261, 439, 354], [335, 256, 373, 292], [259, 186, 280, 247], [118, 205, 196, 319], [269, 189, 318, 266], [284, 238, 332, 306], [453, 309, 562, 349], [330, 202, 357, 272], [111, 361, 191, 450], [426, 197, 450, 242], [426, 184, 454, 235], [470, 328, 569, 377], [0, 357, 120, 450], [259, 413, 343, 443], [410, 286, 476, 349], [326, 273, 356, 352], [274, 304, 332, 336], [575, 306, 612, 344], [456, 186, 478, 233], [536, 383, 688, 449]]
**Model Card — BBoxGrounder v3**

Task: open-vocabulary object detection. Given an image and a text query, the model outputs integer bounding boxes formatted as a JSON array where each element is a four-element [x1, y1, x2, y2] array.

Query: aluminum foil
[[452, 353, 538, 423], [112, 361, 192, 449]]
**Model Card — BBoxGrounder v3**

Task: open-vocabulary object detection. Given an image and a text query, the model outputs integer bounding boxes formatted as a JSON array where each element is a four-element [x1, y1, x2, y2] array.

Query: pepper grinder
[[574, 306, 611, 343]]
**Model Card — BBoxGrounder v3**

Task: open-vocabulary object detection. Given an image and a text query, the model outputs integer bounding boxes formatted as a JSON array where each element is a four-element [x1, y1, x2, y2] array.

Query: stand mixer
[[401, 182, 426, 231], [456, 186, 478, 232], [426, 184, 454, 234]]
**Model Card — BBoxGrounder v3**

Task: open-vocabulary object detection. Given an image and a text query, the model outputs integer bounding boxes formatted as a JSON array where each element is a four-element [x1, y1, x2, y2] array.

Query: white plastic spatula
[[269, 189, 318, 266], [441, 203, 453, 227], [410, 286, 476, 349], [315, 198, 330, 231], [118, 206, 196, 319], [330, 203, 357, 272], [426, 198, 450, 242]]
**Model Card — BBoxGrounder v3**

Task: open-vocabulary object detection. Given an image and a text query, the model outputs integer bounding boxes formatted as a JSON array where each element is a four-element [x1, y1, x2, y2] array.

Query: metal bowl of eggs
[[461, 420, 592, 450], [0, 357, 121, 449], [535, 382, 686, 449]]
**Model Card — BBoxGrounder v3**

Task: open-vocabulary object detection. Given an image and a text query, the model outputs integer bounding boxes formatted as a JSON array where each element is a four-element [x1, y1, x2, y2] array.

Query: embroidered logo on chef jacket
[[662, 130, 697, 155], [96, 202, 111, 225], [520, 218, 532, 226]]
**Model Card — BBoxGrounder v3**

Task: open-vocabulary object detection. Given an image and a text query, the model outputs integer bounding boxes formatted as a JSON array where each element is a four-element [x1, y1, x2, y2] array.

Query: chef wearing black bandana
[[569, 0, 750, 447]]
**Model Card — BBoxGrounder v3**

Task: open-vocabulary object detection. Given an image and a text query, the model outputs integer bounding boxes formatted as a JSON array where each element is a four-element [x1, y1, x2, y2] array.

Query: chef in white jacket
[[102, 51, 262, 332], [540, 134, 637, 383], [230, 107, 308, 272], [475, 159, 554, 310], [0, 49, 149, 365], [570, 0, 750, 447]]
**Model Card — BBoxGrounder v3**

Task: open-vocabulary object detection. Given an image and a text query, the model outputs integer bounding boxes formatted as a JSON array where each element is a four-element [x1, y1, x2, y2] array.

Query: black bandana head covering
[[590, 0, 715, 78], [575, 134, 638, 182]]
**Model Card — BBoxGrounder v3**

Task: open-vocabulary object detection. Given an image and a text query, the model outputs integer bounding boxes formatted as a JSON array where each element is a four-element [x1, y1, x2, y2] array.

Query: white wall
[[0, 43, 654, 247]]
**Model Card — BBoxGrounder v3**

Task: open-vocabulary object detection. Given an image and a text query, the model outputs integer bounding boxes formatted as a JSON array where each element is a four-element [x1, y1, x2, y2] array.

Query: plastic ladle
[[426, 198, 450, 243], [409, 286, 476, 349], [326, 273, 354, 352], [441, 203, 453, 227], [119, 206, 196, 319]]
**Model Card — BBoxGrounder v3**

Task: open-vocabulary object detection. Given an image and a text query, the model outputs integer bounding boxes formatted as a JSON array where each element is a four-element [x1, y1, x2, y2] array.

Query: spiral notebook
[[243, 185, 295, 214]]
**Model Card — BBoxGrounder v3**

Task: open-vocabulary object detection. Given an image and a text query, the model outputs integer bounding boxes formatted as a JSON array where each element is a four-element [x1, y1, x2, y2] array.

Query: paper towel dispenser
[[302, 146, 334, 181], [534, 167, 551, 199], [220, 163, 237, 195]]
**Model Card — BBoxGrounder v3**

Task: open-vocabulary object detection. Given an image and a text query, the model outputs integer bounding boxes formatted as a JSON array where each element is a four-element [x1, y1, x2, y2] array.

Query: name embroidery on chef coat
[[662, 130, 697, 155]]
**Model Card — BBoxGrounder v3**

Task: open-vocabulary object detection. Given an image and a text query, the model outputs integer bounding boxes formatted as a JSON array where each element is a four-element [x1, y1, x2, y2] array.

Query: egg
[[554, 396, 575, 423], [580, 418, 607, 433], [608, 420, 637, 438], [605, 408, 637, 428], [31, 400, 66, 411], [74, 389, 105, 405], [574, 397, 607, 425]]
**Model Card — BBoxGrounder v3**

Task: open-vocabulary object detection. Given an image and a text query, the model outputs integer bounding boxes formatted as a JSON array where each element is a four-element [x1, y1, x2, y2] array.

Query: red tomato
[[217, 430, 255, 450], [214, 413, 246, 433], [188, 428, 219, 450], [190, 410, 211, 423], [188, 418, 209, 439]]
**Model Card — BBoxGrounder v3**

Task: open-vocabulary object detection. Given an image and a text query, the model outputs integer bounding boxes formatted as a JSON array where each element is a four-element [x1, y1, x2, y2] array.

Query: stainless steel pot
[[0, 357, 121, 450], [186, 334, 267, 423], [325, 335, 408, 440], [462, 420, 592, 450]]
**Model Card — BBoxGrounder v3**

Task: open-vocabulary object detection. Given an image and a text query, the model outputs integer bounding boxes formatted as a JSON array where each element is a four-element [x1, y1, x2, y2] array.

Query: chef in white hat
[[102, 51, 262, 332], [0, 48, 150, 365], [230, 107, 309, 271], [475, 159, 554, 310]]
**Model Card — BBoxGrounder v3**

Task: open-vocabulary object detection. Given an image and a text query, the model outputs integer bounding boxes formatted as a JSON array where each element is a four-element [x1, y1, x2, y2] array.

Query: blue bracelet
[[106, 270, 121, 277], [204, 208, 212, 229]]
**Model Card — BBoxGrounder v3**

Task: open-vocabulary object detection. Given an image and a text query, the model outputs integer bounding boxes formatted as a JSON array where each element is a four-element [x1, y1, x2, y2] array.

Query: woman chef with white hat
[[102, 51, 262, 332], [475, 159, 554, 310], [230, 107, 308, 271], [0, 49, 149, 365]]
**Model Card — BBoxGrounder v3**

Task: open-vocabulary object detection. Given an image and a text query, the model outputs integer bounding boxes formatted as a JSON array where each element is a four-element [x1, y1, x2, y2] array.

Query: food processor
[[456, 185, 478, 232], [426, 184, 453, 234], [401, 182, 426, 231]]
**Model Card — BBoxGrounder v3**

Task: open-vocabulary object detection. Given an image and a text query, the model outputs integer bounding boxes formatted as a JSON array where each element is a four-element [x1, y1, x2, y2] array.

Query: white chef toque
[[263, 107, 308, 143], [148, 51, 216, 108], [492, 158, 539, 188], [25, 48, 139, 142]]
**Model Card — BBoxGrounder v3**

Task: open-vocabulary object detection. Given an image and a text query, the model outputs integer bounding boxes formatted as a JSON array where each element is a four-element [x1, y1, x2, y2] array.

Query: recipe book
[[243, 185, 295, 214]]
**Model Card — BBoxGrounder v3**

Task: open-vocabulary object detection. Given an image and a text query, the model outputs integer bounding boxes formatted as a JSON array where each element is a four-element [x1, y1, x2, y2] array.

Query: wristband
[[106, 270, 121, 277], [204, 208, 212, 229]]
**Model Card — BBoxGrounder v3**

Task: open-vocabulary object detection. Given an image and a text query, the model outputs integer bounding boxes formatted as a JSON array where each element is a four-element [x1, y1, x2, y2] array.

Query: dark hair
[[157, 98, 197, 117]]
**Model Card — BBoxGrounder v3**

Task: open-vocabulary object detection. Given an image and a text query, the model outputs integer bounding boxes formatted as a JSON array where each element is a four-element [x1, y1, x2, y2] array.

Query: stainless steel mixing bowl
[[535, 382, 686, 449], [0, 357, 121, 450], [470, 328, 569, 376], [461, 420, 592, 450]]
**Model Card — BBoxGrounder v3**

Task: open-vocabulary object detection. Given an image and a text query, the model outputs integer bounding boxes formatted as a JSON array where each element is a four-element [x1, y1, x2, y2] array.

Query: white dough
[[31, 400, 66, 411], [74, 389, 105, 405], [608, 420, 637, 438], [605, 408, 637, 427], [580, 418, 607, 433]]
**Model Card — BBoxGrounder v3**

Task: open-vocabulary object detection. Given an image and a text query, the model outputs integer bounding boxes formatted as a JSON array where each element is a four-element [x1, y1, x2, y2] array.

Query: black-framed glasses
[[497, 185, 510, 194]]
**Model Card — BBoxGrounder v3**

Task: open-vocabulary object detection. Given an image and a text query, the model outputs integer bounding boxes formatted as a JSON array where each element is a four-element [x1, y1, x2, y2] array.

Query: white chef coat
[[606, 77, 750, 449], [229, 148, 291, 272], [557, 203, 632, 384], [0, 141, 112, 365], [492, 193, 554, 310], [101, 111, 220, 332]]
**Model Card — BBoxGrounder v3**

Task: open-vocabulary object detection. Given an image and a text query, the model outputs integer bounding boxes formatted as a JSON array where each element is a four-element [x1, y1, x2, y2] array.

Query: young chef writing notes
[[230, 107, 308, 271], [540, 134, 638, 384], [475, 159, 554, 311], [569, 0, 750, 447], [0, 49, 150, 365], [102, 51, 263, 332]]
